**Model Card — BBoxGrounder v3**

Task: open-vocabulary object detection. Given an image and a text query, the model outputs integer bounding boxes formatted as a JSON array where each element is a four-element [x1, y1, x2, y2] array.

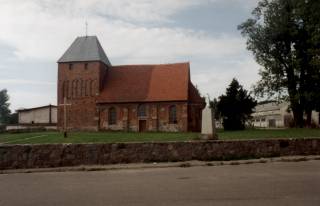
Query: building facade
[[57, 36, 205, 132], [17, 105, 57, 125], [252, 101, 319, 128]]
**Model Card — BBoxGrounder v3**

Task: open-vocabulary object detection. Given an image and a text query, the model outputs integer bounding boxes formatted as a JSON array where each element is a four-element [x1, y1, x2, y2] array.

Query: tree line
[[238, 0, 320, 127], [213, 0, 319, 130], [0, 89, 17, 126]]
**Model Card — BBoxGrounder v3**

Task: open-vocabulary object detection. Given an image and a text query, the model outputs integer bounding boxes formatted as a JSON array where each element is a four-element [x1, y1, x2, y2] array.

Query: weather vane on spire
[[85, 21, 88, 37]]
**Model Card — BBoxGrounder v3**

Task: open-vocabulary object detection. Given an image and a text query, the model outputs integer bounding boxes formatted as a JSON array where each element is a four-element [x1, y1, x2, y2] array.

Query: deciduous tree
[[0, 89, 11, 124], [238, 0, 320, 127]]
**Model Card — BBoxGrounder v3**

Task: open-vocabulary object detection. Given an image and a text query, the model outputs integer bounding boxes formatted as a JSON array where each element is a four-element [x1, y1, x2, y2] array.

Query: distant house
[[17, 105, 57, 125], [6, 105, 57, 131], [252, 101, 319, 128]]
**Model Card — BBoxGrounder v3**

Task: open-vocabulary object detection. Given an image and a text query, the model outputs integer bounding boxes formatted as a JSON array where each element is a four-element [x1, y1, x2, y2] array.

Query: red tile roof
[[97, 63, 191, 103]]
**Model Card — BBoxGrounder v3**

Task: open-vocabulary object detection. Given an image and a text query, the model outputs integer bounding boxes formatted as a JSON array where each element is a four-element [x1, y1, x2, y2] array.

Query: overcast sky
[[0, 0, 260, 111]]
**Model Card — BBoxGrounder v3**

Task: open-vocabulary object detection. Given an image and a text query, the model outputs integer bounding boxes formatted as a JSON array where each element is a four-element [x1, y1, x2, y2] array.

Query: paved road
[[1, 161, 320, 206]]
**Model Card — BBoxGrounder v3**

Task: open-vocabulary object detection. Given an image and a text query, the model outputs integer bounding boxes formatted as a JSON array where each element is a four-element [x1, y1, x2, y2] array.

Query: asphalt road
[[1, 161, 320, 206]]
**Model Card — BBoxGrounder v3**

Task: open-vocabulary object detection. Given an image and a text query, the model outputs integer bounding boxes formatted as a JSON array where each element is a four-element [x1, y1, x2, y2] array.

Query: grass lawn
[[0, 128, 320, 144]]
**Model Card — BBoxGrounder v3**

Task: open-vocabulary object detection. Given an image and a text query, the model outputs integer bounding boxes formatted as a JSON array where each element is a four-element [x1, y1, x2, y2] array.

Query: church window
[[71, 80, 77, 98], [85, 80, 89, 96], [108, 107, 117, 125], [62, 81, 66, 98], [90, 80, 97, 96], [62, 81, 69, 98], [80, 80, 86, 97], [80, 79, 86, 97], [169, 105, 177, 124], [84, 63, 88, 70], [137, 104, 146, 117], [69, 64, 73, 70], [75, 80, 80, 97]]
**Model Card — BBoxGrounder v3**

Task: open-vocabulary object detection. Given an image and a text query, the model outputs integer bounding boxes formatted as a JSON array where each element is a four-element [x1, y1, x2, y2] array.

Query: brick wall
[[57, 62, 108, 131], [98, 102, 188, 132], [0, 138, 319, 170]]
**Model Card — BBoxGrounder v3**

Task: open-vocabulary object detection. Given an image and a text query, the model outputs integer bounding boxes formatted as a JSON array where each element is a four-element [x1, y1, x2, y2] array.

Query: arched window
[[62, 81, 66, 98], [90, 79, 97, 96], [62, 80, 69, 99], [85, 80, 90, 97], [71, 80, 77, 98], [76, 80, 80, 97], [169, 105, 177, 124], [137, 104, 146, 117], [80, 79, 85, 97], [108, 107, 117, 125]]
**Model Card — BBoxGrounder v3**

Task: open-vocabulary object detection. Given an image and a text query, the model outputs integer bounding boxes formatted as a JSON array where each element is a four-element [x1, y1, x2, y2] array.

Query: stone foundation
[[0, 138, 319, 170]]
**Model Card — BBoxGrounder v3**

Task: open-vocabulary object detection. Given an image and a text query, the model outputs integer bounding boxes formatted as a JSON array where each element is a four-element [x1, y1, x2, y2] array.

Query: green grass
[[0, 131, 199, 144], [217, 128, 320, 140], [0, 128, 320, 144]]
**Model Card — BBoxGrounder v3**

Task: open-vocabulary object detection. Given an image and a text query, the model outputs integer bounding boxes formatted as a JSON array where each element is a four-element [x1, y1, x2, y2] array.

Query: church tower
[[57, 36, 111, 131]]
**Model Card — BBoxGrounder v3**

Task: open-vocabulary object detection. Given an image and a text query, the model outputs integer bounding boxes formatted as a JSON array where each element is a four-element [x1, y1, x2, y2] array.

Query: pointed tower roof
[[58, 36, 111, 66]]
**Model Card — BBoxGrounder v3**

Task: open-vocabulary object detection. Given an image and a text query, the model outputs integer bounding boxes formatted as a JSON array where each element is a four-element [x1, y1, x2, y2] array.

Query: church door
[[139, 120, 147, 132]]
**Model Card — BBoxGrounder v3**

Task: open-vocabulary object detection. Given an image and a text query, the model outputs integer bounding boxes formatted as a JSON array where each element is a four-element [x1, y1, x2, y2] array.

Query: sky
[[0, 0, 261, 111]]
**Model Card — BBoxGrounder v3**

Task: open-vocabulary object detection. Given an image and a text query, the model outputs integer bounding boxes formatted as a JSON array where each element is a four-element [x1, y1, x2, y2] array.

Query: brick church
[[57, 36, 205, 132]]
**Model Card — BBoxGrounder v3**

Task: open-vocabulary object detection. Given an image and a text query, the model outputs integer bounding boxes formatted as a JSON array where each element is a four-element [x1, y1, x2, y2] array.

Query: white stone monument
[[201, 98, 218, 140]]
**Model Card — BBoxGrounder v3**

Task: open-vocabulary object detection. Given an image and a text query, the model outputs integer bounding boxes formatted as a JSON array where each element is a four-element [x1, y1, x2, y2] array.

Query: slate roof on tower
[[58, 36, 111, 66]]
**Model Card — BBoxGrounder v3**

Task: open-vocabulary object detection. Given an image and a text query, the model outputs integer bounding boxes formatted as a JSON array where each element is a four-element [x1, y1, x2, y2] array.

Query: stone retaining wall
[[0, 138, 319, 170]]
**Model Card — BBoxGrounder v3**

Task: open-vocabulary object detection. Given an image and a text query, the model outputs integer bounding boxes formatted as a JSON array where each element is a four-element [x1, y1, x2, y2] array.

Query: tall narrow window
[[69, 64, 73, 70], [169, 105, 177, 124], [75, 80, 80, 97], [84, 63, 88, 70], [72, 80, 77, 98], [85, 80, 89, 96], [62, 81, 66, 98], [108, 107, 117, 125], [90, 80, 97, 96], [80, 79, 85, 97], [62, 81, 69, 98], [137, 104, 146, 117]]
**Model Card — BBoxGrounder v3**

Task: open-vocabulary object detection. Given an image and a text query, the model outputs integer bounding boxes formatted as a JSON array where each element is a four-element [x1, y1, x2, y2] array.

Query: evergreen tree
[[216, 79, 257, 130]]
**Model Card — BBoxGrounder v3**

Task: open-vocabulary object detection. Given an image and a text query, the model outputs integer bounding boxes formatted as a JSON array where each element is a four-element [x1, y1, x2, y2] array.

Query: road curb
[[1, 155, 320, 175]]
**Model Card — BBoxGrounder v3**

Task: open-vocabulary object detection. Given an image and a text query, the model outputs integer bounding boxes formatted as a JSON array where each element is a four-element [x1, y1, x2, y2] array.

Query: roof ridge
[[111, 62, 190, 68]]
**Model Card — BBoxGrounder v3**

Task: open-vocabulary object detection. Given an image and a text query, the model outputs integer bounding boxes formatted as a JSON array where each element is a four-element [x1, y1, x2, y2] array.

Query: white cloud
[[0, 79, 55, 86], [209, 0, 259, 9], [9, 91, 56, 111], [0, 0, 260, 110], [0, 0, 247, 62], [191, 57, 260, 98], [30, 0, 200, 23]]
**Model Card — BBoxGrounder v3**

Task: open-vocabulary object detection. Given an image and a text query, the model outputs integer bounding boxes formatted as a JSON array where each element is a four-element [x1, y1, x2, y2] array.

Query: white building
[[252, 101, 319, 128], [6, 105, 58, 131], [17, 105, 57, 124]]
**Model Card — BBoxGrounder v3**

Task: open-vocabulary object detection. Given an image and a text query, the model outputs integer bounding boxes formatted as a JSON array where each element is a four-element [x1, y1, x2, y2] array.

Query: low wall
[[6, 124, 57, 132], [0, 138, 319, 170]]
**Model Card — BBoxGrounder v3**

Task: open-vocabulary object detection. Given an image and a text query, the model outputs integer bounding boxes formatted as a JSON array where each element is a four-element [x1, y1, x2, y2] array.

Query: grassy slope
[[0, 129, 320, 144]]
